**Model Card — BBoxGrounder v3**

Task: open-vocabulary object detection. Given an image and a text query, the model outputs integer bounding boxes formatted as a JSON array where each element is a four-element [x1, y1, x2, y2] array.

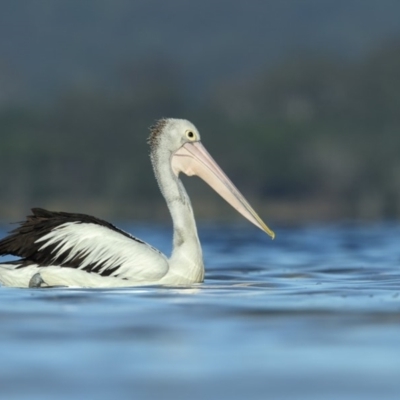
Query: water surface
[[0, 223, 400, 400]]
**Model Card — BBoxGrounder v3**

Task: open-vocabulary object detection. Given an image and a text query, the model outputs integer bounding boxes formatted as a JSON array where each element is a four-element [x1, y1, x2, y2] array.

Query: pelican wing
[[0, 208, 168, 281]]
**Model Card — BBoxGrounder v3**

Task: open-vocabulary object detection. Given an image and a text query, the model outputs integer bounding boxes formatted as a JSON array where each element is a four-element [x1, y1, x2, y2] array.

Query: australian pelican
[[0, 119, 274, 288]]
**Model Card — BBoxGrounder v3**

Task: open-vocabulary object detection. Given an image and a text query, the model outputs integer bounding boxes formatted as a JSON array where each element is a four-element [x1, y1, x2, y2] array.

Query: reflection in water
[[0, 223, 400, 400]]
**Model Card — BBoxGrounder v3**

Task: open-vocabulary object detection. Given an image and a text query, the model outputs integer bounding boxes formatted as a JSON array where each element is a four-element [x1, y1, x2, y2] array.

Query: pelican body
[[0, 119, 274, 288]]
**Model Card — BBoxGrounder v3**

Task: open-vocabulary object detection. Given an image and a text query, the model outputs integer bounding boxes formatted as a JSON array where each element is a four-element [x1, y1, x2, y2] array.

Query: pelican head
[[149, 118, 275, 239]]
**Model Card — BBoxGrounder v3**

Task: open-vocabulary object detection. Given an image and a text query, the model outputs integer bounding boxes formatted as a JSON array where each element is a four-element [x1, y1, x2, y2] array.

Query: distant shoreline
[[0, 196, 394, 225]]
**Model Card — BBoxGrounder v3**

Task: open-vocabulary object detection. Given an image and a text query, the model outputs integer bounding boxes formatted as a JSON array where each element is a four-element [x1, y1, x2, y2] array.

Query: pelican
[[0, 119, 274, 288]]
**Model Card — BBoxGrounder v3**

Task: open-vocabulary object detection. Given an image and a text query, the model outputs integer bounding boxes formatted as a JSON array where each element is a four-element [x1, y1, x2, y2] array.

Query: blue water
[[1, 222, 400, 400]]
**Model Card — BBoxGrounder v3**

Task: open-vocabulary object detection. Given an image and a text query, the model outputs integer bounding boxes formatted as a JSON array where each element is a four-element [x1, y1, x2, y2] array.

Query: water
[[0, 222, 400, 400]]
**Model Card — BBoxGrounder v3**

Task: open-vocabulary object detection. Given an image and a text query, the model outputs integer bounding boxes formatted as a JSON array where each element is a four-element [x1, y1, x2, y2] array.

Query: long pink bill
[[171, 141, 275, 239]]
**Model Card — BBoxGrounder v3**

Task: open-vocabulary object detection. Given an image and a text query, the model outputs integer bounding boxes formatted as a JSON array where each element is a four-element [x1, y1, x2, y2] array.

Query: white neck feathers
[[150, 143, 204, 284]]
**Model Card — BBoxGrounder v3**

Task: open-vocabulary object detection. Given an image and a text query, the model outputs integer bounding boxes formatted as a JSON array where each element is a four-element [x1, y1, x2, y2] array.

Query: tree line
[[0, 41, 399, 222]]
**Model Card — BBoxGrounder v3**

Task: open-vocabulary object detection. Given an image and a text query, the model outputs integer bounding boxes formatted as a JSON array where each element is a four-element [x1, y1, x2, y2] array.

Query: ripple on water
[[0, 223, 400, 400]]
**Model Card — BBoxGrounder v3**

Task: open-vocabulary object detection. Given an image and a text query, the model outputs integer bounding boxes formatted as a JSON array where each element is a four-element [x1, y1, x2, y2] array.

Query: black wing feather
[[0, 208, 146, 276]]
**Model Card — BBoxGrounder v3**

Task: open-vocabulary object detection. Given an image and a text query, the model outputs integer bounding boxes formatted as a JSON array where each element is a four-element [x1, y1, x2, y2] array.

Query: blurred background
[[1, 0, 400, 223]]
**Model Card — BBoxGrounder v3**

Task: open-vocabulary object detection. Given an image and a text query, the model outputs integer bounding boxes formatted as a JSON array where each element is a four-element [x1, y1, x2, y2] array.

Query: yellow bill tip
[[267, 228, 275, 240], [259, 220, 275, 240]]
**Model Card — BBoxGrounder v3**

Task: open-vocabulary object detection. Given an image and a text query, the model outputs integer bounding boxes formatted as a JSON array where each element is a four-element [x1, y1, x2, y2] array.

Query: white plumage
[[0, 118, 274, 288], [36, 222, 168, 280]]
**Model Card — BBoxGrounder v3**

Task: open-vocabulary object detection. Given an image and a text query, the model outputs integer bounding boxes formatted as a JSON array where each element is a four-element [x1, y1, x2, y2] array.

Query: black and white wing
[[0, 208, 169, 282]]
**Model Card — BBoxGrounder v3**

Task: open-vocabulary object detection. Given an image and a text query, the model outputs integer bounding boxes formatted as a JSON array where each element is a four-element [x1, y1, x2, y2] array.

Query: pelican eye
[[186, 130, 195, 140]]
